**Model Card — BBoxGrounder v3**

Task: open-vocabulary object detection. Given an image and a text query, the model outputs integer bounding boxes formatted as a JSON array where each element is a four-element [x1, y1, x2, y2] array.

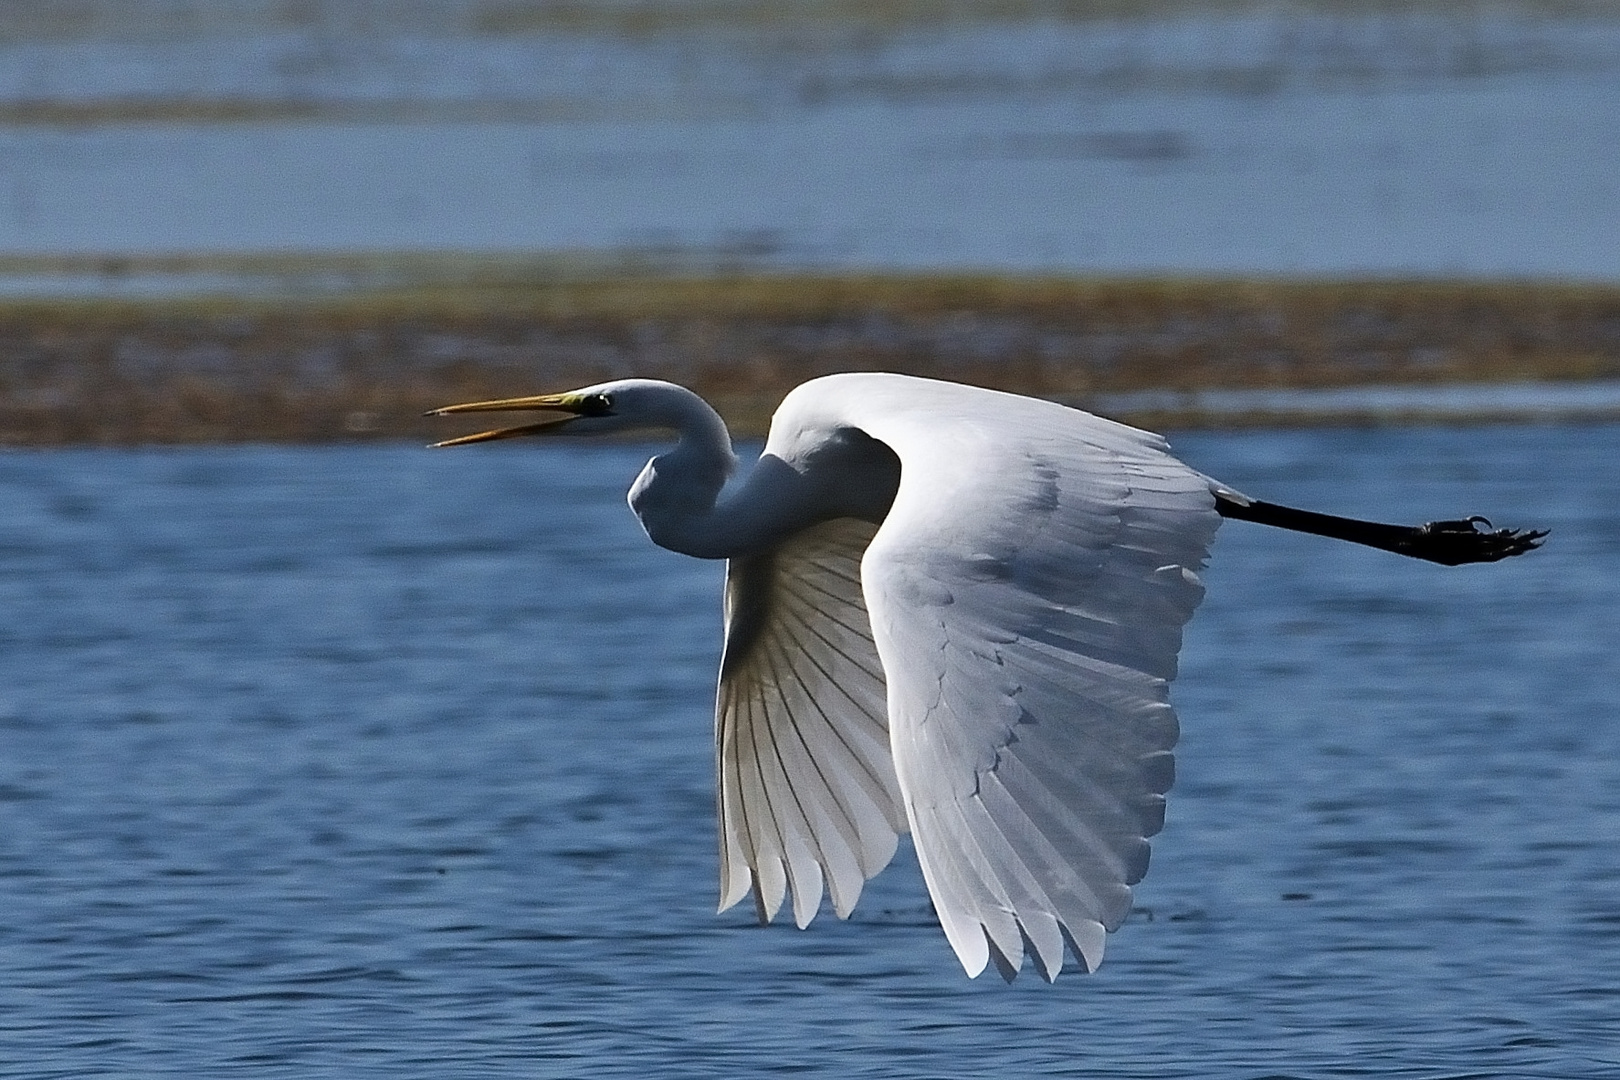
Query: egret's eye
[[581, 393, 614, 416]]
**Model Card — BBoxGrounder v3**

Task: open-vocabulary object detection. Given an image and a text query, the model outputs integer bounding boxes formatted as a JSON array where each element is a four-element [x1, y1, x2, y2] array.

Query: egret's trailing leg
[[1214, 493, 1548, 565]]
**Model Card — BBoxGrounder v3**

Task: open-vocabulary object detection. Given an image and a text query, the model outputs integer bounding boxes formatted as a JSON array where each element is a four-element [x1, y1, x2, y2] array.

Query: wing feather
[[759, 615, 893, 874], [763, 374, 1220, 980], [716, 516, 906, 927], [746, 648, 823, 924]]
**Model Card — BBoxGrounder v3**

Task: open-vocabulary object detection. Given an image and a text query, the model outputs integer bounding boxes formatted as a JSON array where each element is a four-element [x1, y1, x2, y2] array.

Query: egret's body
[[432, 373, 1542, 981]]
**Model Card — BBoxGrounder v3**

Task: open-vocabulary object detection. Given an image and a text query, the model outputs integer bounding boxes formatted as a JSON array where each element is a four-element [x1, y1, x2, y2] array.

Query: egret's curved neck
[[626, 387, 745, 559], [625, 384, 898, 560]]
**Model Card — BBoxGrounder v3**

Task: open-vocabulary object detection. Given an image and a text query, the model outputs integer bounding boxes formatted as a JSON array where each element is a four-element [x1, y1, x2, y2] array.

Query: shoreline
[[3, 272, 1618, 445]]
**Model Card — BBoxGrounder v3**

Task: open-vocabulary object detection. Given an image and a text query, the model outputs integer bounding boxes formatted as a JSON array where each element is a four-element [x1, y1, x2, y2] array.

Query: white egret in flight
[[430, 373, 1543, 982]]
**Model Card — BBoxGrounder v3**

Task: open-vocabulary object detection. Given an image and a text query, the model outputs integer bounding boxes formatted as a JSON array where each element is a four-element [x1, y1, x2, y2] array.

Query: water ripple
[[0, 429, 1617, 1076]]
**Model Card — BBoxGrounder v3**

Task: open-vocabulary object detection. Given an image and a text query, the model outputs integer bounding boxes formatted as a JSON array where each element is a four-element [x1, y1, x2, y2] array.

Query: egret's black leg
[[1215, 495, 1547, 566]]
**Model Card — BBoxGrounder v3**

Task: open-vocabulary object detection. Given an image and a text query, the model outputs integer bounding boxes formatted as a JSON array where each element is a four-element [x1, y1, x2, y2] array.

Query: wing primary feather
[[908, 801, 996, 978], [715, 679, 755, 913], [729, 678, 773, 922], [979, 762, 1130, 925], [765, 637, 870, 843], [763, 560, 904, 905], [757, 630, 880, 897], [754, 632, 846, 927], [769, 600, 897, 807], [1004, 745, 1159, 886], [770, 584, 889, 728], [953, 786, 1075, 979], [776, 580, 887, 683], [715, 517, 906, 930], [903, 733, 1028, 972], [787, 568, 873, 619], [715, 682, 748, 912], [744, 663, 793, 922], [946, 773, 1107, 979], [1061, 919, 1109, 974], [762, 613, 902, 886]]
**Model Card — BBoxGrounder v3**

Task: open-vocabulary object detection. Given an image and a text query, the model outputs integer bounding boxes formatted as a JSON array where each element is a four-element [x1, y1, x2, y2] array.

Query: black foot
[[1395, 516, 1549, 566]]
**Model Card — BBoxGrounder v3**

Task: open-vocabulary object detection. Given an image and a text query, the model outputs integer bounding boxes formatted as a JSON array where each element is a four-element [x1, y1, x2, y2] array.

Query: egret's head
[[428, 380, 663, 446]]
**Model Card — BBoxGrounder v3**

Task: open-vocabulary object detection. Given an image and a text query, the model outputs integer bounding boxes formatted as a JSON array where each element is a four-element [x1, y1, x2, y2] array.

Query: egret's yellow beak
[[426, 393, 591, 447]]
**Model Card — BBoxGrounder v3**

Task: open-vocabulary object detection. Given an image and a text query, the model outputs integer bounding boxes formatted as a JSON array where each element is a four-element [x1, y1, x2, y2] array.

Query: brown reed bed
[[2, 273, 1619, 445]]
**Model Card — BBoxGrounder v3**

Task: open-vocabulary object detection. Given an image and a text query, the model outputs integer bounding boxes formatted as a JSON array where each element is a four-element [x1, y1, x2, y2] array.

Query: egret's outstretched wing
[[780, 375, 1221, 981], [716, 517, 908, 928]]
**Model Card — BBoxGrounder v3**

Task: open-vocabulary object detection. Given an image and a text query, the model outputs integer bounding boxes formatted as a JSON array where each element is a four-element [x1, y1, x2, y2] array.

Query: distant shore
[[3, 273, 1618, 445]]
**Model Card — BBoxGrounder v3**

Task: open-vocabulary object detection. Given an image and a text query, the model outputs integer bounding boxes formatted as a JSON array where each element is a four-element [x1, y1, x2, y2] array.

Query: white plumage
[[728, 376, 1217, 980], [431, 371, 1543, 981]]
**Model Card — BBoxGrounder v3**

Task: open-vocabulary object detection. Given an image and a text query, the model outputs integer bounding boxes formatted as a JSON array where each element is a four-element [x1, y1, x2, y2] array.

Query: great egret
[[430, 373, 1543, 981]]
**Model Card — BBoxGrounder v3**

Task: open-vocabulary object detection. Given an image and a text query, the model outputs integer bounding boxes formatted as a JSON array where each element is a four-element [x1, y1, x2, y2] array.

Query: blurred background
[[6, 6, 1620, 1075], [2, 0, 1618, 441]]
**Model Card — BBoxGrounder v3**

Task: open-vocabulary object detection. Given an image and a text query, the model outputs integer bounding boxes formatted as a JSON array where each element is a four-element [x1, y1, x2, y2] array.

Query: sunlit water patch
[[1, 424, 1618, 1075]]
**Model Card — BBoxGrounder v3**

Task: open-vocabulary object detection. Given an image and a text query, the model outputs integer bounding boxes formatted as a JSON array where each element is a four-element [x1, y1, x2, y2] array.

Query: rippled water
[[2, 423, 1618, 1075]]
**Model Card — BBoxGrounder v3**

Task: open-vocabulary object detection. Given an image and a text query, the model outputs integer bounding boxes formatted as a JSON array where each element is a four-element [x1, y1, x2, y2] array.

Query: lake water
[[2, 4, 1619, 290], [2, 421, 1618, 1077]]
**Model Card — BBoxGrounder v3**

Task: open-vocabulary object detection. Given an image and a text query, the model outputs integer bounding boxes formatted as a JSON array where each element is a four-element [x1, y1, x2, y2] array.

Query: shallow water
[[1, 422, 1618, 1076], [1, 6, 1619, 285]]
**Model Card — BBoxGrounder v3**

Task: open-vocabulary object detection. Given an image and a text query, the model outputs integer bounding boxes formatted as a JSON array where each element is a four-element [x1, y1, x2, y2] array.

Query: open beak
[[426, 393, 584, 447]]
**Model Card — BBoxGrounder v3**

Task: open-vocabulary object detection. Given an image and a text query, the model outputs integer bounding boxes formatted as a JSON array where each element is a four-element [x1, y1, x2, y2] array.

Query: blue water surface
[[1, 423, 1618, 1078], [2, 8, 1619, 281]]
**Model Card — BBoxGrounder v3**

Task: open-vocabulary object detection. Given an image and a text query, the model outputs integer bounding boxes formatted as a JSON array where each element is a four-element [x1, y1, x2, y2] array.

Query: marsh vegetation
[[4, 272, 1618, 444]]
